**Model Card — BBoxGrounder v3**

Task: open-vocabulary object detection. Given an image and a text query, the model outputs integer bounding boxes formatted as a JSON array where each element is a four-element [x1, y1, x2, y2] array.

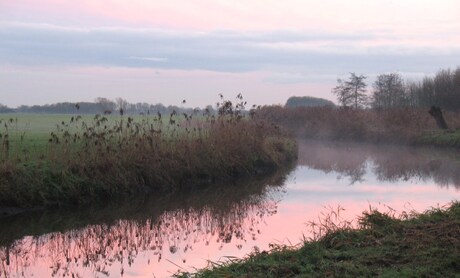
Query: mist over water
[[1, 140, 459, 277], [297, 140, 460, 188]]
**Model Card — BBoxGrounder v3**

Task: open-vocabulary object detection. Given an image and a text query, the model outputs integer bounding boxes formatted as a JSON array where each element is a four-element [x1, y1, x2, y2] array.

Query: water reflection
[[298, 140, 460, 188], [1, 141, 460, 277], [0, 168, 291, 278]]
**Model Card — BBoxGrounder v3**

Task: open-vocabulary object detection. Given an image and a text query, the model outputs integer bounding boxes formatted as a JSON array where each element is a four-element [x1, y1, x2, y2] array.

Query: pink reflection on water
[[2, 178, 457, 277], [0, 195, 281, 277]]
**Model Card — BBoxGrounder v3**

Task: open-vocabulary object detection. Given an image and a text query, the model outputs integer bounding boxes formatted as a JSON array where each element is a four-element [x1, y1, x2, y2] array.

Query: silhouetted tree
[[405, 67, 460, 111], [372, 73, 406, 109], [332, 73, 368, 108]]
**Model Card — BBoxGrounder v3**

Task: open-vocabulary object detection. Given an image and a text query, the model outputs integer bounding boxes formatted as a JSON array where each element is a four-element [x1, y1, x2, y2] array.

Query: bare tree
[[403, 67, 460, 111], [372, 73, 406, 109], [115, 97, 129, 115], [95, 97, 116, 113], [332, 78, 351, 107], [332, 73, 368, 108]]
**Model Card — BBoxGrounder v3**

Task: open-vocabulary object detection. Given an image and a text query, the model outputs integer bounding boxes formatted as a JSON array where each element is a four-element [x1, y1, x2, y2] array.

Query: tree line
[[0, 97, 216, 115], [332, 66, 460, 111], [285, 96, 335, 108]]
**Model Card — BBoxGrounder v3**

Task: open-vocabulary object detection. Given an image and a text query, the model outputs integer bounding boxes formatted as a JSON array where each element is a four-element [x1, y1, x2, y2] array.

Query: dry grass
[[254, 106, 460, 144]]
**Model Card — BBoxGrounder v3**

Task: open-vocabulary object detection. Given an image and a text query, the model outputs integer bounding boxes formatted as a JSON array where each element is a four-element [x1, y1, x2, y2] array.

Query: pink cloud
[[3, 0, 460, 35]]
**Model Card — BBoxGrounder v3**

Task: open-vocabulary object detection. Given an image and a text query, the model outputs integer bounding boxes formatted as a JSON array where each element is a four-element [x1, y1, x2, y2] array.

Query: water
[[1, 140, 459, 277]]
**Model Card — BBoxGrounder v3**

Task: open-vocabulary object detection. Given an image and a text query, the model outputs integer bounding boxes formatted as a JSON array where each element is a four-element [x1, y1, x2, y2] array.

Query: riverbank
[[0, 106, 297, 209], [415, 129, 460, 148], [181, 201, 460, 277]]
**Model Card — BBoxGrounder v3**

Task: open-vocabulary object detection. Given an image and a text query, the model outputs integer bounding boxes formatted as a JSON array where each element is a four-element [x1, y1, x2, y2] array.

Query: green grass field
[[0, 113, 181, 158], [0, 114, 88, 156], [0, 113, 166, 136]]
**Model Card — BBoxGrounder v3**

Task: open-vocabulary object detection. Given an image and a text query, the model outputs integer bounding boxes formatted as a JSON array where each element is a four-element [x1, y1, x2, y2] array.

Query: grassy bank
[[255, 106, 460, 147], [416, 129, 460, 148], [181, 201, 460, 277], [0, 101, 297, 208]]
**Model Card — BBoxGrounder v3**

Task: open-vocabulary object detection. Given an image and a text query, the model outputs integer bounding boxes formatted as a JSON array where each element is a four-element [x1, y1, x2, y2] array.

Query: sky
[[1, 0, 459, 108]]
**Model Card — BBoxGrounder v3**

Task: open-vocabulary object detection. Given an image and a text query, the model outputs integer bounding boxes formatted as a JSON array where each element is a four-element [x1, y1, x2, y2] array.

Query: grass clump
[[179, 202, 460, 277], [0, 96, 297, 208]]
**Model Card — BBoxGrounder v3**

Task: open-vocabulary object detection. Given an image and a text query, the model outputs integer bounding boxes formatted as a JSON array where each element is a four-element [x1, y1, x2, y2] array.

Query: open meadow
[[0, 113, 178, 158]]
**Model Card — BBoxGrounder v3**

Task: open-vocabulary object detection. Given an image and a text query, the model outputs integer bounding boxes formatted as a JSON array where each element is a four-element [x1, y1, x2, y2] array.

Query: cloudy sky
[[1, 0, 459, 108]]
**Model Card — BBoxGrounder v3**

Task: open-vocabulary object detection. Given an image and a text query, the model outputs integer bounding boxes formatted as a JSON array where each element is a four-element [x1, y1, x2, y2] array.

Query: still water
[[1, 140, 459, 277]]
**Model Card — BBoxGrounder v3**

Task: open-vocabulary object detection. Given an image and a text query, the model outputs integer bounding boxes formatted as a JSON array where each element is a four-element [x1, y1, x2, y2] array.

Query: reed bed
[[0, 99, 297, 208], [254, 106, 460, 144]]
